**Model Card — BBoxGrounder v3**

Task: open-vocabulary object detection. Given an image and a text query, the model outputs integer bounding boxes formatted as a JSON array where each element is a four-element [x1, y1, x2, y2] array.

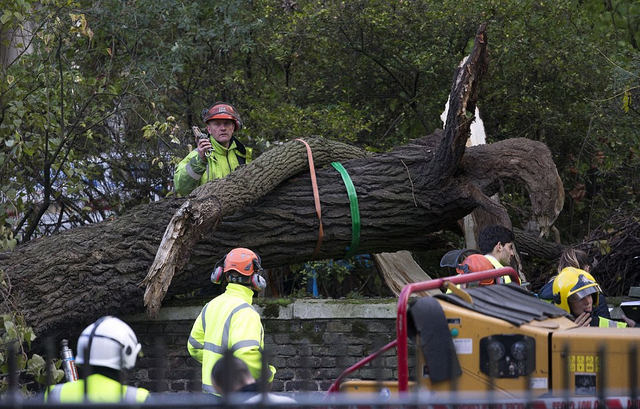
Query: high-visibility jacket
[[593, 316, 628, 328], [188, 283, 275, 393], [484, 254, 512, 284], [45, 374, 149, 403], [174, 136, 252, 196]]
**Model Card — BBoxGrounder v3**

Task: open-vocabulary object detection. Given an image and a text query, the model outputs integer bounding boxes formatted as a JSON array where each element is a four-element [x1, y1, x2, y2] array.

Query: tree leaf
[[0, 11, 12, 25]]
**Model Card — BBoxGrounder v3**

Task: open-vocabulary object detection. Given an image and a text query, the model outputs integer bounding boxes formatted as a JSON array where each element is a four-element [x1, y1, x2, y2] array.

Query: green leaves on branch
[[0, 291, 64, 394], [2, 0, 640, 248], [0, 227, 17, 252]]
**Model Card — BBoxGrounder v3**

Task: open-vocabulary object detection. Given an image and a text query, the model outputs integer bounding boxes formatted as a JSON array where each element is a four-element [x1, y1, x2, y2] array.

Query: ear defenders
[[210, 259, 225, 286], [457, 264, 470, 274], [210, 253, 267, 292]]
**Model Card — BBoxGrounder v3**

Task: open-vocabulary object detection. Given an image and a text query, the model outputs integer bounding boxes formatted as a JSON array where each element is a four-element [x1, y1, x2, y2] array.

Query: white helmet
[[75, 316, 142, 371]]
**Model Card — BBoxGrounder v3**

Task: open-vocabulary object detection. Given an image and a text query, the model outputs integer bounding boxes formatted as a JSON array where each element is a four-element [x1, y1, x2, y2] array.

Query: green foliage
[[243, 101, 371, 147], [447, 0, 640, 242], [289, 256, 388, 298], [2, 0, 640, 293], [1, 0, 179, 245], [0, 227, 17, 252], [0, 269, 64, 394]]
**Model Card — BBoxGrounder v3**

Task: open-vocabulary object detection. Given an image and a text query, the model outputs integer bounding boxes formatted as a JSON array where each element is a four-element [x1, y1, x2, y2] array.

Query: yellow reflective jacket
[[45, 373, 149, 403], [188, 283, 275, 393], [484, 254, 512, 284], [174, 136, 252, 196], [595, 316, 628, 328]]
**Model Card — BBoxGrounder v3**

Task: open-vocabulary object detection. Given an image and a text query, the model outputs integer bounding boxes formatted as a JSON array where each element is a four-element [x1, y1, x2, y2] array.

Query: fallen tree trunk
[[142, 24, 559, 316], [0, 25, 564, 342]]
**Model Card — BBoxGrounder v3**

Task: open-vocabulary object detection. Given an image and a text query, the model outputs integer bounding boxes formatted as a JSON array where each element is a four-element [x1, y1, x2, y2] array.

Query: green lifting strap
[[331, 162, 360, 259]]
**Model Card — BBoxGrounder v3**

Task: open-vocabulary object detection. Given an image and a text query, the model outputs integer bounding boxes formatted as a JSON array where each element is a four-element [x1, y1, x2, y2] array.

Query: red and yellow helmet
[[201, 102, 243, 130]]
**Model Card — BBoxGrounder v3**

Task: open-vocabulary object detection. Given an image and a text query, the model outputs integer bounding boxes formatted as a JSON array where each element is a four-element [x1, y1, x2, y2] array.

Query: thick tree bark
[[0, 25, 564, 342], [514, 228, 565, 261]]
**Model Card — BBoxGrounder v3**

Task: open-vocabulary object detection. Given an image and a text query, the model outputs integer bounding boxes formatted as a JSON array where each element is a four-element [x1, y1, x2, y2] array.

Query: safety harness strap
[[295, 139, 324, 258], [331, 162, 360, 258]]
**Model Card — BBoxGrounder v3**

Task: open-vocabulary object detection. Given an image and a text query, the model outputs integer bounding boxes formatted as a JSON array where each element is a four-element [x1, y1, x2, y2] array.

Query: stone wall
[[125, 299, 416, 394]]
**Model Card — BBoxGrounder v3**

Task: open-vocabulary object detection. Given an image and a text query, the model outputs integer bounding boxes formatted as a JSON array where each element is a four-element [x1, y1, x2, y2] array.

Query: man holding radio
[[174, 102, 253, 196]]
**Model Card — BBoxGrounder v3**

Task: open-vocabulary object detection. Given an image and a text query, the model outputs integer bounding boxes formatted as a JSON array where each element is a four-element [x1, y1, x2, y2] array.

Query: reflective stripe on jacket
[[174, 136, 252, 196], [45, 374, 149, 403], [594, 316, 628, 328], [187, 283, 275, 393]]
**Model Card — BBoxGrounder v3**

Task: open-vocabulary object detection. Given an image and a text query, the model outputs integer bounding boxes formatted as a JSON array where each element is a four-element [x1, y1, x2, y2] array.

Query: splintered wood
[[373, 251, 442, 297]]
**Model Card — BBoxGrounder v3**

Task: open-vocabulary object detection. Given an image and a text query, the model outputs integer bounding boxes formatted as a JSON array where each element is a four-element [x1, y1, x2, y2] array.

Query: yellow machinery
[[327, 268, 640, 405]]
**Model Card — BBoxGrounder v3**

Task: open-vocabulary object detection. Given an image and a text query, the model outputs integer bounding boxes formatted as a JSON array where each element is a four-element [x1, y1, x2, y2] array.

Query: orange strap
[[295, 139, 324, 257]]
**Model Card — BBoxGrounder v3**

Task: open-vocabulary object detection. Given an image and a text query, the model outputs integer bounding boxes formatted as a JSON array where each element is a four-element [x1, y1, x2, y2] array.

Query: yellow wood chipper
[[326, 268, 640, 408]]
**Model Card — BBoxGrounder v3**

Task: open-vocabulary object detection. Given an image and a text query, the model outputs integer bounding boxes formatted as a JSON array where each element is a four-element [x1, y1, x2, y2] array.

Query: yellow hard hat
[[552, 267, 601, 314]]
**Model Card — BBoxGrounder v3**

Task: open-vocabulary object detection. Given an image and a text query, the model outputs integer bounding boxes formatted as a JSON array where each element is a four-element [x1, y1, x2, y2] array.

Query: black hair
[[211, 350, 253, 395], [478, 225, 515, 254]]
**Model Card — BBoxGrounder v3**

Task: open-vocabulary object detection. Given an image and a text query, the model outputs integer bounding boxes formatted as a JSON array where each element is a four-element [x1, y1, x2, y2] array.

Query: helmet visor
[[206, 113, 235, 122], [440, 249, 480, 268], [569, 284, 599, 302]]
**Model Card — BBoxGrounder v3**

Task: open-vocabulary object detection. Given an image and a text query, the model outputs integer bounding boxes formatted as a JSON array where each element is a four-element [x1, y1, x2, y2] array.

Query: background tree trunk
[[514, 228, 565, 261]]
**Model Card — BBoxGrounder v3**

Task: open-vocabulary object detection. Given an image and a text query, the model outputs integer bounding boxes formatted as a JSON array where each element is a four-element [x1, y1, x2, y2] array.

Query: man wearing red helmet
[[187, 247, 275, 394], [174, 102, 253, 195], [456, 253, 497, 287]]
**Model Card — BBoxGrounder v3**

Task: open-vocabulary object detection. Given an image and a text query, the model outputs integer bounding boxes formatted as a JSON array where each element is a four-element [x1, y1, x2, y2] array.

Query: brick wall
[[125, 299, 416, 393]]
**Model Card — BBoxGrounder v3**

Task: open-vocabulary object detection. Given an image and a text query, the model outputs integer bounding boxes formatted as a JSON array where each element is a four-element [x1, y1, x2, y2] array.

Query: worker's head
[[478, 225, 515, 266], [211, 350, 255, 395], [552, 267, 601, 316], [211, 247, 267, 292], [75, 316, 142, 371], [201, 102, 242, 149], [557, 248, 591, 274], [201, 102, 242, 129], [457, 254, 496, 286]]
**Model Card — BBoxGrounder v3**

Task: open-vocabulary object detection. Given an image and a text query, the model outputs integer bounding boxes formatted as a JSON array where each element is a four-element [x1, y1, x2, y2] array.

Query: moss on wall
[[256, 298, 293, 318]]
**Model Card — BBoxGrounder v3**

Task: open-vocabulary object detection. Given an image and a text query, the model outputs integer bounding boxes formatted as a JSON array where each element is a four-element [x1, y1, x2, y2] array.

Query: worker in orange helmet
[[174, 102, 253, 195], [187, 247, 275, 394], [456, 253, 498, 288], [441, 250, 500, 290]]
